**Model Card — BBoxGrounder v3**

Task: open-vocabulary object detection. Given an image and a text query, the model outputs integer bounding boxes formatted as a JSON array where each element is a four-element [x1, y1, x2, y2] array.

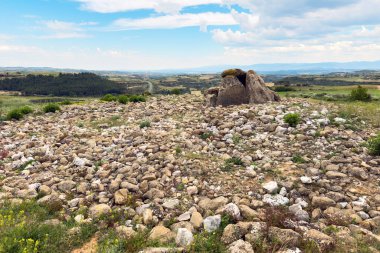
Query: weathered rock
[[304, 229, 334, 252], [175, 228, 193, 247], [205, 69, 280, 107], [190, 211, 203, 228], [149, 225, 175, 243], [227, 239, 254, 253], [204, 215, 221, 232], [89, 204, 111, 219], [114, 189, 130, 205]]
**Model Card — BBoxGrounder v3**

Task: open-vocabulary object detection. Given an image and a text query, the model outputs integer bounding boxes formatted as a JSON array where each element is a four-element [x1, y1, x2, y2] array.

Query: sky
[[0, 0, 380, 70]]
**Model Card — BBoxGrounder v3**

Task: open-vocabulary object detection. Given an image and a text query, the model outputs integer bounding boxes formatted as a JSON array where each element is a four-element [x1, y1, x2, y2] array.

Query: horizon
[[1, 0, 380, 70]]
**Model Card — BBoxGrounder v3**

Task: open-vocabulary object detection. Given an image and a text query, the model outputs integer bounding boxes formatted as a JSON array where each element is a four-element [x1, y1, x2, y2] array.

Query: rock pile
[[205, 69, 281, 107], [1, 94, 380, 252]]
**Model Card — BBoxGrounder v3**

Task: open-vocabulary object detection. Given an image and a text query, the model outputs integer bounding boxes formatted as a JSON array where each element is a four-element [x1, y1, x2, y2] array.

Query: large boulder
[[205, 69, 280, 107]]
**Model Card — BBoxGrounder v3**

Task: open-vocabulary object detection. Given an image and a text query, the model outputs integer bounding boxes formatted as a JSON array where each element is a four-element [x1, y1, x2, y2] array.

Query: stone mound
[[205, 69, 280, 107]]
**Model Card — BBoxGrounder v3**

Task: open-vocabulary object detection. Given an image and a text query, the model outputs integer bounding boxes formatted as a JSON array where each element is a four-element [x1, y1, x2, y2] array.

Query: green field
[[277, 85, 380, 127], [278, 85, 380, 99], [0, 95, 92, 119]]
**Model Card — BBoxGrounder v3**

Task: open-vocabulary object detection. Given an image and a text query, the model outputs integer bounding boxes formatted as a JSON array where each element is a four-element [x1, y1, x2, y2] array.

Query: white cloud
[[39, 20, 94, 39], [75, 0, 222, 14], [111, 12, 238, 31]]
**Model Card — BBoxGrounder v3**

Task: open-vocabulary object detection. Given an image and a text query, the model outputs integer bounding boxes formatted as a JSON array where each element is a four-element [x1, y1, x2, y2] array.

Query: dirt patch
[[377, 85, 380, 90], [71, 236, 98, 253]]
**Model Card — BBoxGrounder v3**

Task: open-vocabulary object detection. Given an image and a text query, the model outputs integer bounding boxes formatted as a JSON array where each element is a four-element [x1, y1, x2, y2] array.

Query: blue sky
[[0, 0, 380, 70]]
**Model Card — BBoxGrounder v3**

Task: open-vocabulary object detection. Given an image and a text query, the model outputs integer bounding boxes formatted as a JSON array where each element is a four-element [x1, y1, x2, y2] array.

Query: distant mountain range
[[1, 60, 380, 75]]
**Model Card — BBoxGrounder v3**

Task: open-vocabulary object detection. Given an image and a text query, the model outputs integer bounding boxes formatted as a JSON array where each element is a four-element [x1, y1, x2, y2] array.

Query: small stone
[[263, 194, 289, 206], [263, 181, 278, 194], [223, 203, 241, 220], [312, 196, 336, 209], [304, 229, 334, 252], [114, 189, 130, 205], [149, 225, 175, 243], [89, 204, 111, 219], [190, 211, 203, 228], [116, 226, 136, 239], [300, 176, 312, 184], [175, 228, 193, 247], [204, 215, 221, 232], [228, 239, 254, 253], [187, 186, 198, 196], [143, 208, 153, 225], [163, 199, 180, 209]]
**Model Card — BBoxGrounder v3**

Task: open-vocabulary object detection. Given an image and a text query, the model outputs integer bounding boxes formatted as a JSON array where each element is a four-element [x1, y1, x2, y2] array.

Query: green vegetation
[[292, 154, 306, 164], [6, 109, 24, 120], [139, 120, 151, 129], [273, 86, 295, 92], [129, 95, 146, 103], [101, 94, 118, 102], [284, 113, 301, 127], [170, 88, 182, 95], [0, 73, 125, 96], [43, 103, 61, 113], [59, 100, 73, 105], [117, 95, 129, 104], [367, 133, 380, 156], [221, 157, 244, 172], [19, 106, 33, 115], [0, 200, 97, 253], [350, 85, 372, 101], [200, 132, 213, 140], [189, 231, 227, 253], [101, 94, 146, 104]]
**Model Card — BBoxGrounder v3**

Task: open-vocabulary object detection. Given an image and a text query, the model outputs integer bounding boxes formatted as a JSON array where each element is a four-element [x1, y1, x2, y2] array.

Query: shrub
[[225, 157, 244, 166], [139, 120, 151, 129], [19, 106, 33, 115], [129, 95, 146, 103], [284, 113, 301, 127], [6, 109, 23, 120], [118, 95, 129, 104], [43, 103, 60, 113], [274, 86, 295, 92], [350, 85, 371, 102], [101, 94, 118, 102], [367, 134, 380, 156], [60, 100, 73, 105], [200, 132, 213, 140], [292, 154, 306, 164], [171, 88, 182, 95]]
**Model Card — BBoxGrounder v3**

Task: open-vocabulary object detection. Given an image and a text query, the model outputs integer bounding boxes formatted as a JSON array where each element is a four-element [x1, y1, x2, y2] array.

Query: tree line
[[0, 73, 125, 96]]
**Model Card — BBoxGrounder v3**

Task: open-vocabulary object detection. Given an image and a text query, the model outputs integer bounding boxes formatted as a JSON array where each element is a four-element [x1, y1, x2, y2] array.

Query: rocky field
[[1, 94, 380, 253]]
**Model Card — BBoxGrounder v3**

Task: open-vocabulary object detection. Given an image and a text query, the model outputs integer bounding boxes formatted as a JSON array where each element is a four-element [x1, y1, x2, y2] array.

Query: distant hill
[[1, 60, 380, 75], [0, 73, 125, 96]]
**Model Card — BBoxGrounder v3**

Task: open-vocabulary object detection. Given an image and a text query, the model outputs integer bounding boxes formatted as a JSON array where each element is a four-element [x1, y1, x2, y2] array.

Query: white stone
[[175, 228, 193, 247], [262, 181, 278, 194], [263, 194, 289, 206], [228, 239, 254, 253], [162, 199, 180, 209], [204, 215, 221, 232], [224, 203, 241, 220], [300, 176, 312, 184]]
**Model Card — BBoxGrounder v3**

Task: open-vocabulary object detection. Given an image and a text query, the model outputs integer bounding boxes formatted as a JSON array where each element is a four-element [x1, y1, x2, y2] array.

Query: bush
[[284, 113, 301, 127], [350, 86, 372, 102], [129, 95, 146, 103], [6, 109, 23, 120], [368, 134, 380, 156], [118, 95, 129, 104], [171, 88, 182, 95], [274, 86, 295, 92], [60, 100, 73, 105], [19, 106, 33, 115], [43, 103, 60, 113], [139, 120, 151, 129], [101, 94, 118, 102]]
